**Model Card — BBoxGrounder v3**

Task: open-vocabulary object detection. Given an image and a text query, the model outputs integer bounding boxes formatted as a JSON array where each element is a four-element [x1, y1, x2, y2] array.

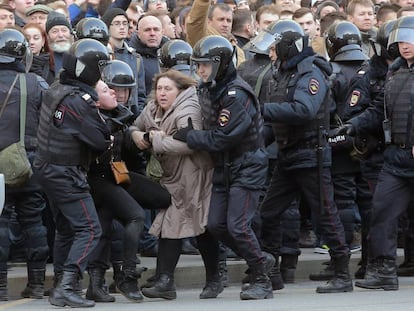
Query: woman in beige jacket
[[129, 70, 222, 300]]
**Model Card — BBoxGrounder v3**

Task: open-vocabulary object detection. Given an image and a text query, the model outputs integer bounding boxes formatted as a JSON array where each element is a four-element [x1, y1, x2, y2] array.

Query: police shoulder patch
[[53, 104, 65, 126], [218, 109, 231, 127], [350, 90, 360, 106], [308, 78, 319, 95]]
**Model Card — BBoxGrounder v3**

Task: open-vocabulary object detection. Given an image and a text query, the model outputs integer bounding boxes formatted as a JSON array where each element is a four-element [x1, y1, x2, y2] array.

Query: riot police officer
[[341, 20, 399, 279], [34, 38, 111, 308], [159, 39, 193, 76], [255, 20, 353, 294], [75, 17, 110, 45], [311, 21, 370, 281], [0, 28, 49, 301], [173, 35, 274, 300], [342, 15, 414, 291]]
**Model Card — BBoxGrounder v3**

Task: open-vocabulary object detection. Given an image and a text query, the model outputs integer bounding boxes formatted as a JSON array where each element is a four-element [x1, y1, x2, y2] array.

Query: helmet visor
[[388, 28, 414, 47], [248, 30, 282, 54]]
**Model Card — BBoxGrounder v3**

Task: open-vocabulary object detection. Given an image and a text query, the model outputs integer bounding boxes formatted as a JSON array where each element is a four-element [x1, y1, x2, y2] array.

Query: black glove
[[173, 117, 193, 142], [335, 123, 356, 136]]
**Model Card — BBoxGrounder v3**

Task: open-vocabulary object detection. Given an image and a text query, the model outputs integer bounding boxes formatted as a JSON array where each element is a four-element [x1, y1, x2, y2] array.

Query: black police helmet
[[273, 20, 308, 61], [101, 59, 136, 88], [159, 39, 193, 69], [388, 15, 414, 47], [63, 38, 109, 86], [0, 28, 28, 63], [76, 17, 109, 45], [191, 35, 235, 83], [372, 20, 399, 60], [326, 21, 363, 60]]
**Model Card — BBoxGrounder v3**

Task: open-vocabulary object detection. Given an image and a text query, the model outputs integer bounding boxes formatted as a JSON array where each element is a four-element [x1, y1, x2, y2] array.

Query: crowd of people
[[0, 0, 414, 307]]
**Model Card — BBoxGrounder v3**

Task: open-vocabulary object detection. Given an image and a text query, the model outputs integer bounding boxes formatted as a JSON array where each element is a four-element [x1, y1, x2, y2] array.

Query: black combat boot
[[199, 271, 223, 299], [268, 255, 284, 290], [44, 271, 63, 296], [240, 261, 273, 300], [397, 247, 414, 276], [280, 255, 298, 284], [21, 268, 45, 299], [116, 268, 144, 302], [108, 261, 122, 293], [0, 271, 7, 301], [355, 258, 398, 290], [85, 268, 115, 302], [218, 260, 229, 287], [142, 274, 177, 300], [309, 260, 335, 281], [316, 256, 353, 293], [49, 270, 95, 308]]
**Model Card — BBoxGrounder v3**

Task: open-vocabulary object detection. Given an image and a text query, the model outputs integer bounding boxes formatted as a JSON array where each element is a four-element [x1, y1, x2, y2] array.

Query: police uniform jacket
[[348, 57, 414, 177], [186, 68, 267, 190], [36, 71, 111, 169], [263, 49, 333, 171], [0, 62, 48, 155]]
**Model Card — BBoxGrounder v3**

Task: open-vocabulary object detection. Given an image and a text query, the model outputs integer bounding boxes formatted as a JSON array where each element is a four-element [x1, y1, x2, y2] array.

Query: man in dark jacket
[[255, 20, 353, 294], [34, 39, 111, 308], [173, 35, 274, 300], [129, 14, 167, 95]]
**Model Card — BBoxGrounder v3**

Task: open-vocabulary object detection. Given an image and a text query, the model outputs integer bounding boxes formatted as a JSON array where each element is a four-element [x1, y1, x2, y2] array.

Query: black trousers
[[207, 186, 264, 267], [0, 168, 48, 271], [87, 170, 171, 270], [261, 166, 349, 259], [368, 169, 414, 260], [35, 163, 102, 276]]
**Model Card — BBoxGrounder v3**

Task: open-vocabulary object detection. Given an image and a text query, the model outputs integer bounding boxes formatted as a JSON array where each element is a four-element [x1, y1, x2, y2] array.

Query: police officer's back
[[34, 38, 111, 308], [0, 28, 49, 302]]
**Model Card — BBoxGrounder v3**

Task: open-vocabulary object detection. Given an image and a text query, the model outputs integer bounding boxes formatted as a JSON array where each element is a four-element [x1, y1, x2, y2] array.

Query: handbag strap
[[19, 74, 27, 145], [0, 74, 20, 120]]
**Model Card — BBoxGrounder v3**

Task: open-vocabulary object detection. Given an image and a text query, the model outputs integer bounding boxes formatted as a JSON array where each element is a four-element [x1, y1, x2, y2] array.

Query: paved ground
[[1, 277, 414, 311], [0, 248, 408, 310]]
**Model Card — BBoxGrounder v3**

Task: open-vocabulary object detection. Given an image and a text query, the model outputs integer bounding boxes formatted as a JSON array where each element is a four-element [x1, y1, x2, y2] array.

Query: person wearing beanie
[[46, 11, 74, 78]]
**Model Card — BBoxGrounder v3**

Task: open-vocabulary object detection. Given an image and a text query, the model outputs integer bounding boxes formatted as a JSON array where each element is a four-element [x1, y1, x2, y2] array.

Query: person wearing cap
[[26, 4, 52, 32], [45, 11, 74, 79], [8, 0, 34, 27], [0, 4, 15, 30], [102, 8, 147, 115]]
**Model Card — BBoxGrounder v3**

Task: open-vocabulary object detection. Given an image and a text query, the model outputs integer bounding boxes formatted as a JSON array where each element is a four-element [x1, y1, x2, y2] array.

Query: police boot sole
[[240, 290, 273, 300], [316, 285, 353, 293], [142, 288, 177, 300], [355, 281, 398, 291]]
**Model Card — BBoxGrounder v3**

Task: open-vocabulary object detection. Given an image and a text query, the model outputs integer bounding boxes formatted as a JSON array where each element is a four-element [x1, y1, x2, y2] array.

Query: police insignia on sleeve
[[53, 105, 65, 126], [308, 78, 319, 95], [218, 109, 231, 127], [350, 90, 360, 106]]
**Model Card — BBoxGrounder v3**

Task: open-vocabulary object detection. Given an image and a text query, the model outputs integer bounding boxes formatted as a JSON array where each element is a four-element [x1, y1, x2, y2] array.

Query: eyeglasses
[[148, 0, 166, 4], [111, 21, 129, 27]]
